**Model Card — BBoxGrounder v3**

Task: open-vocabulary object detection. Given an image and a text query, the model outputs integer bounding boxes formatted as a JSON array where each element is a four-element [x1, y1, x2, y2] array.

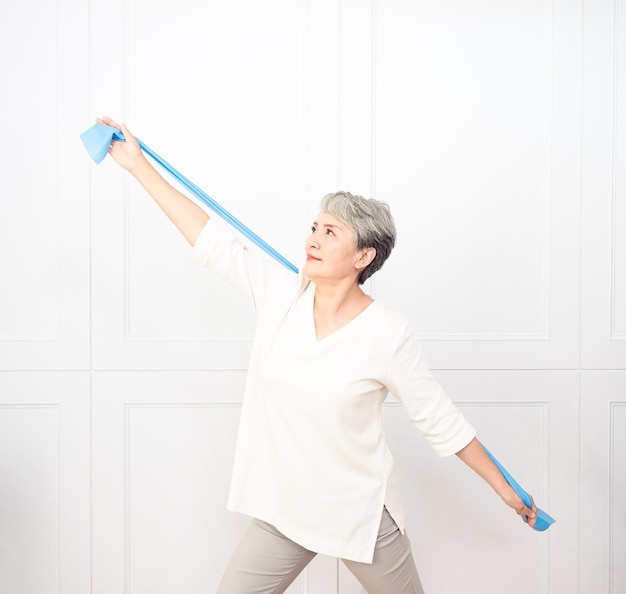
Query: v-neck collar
[[306, 284, 378, 344]]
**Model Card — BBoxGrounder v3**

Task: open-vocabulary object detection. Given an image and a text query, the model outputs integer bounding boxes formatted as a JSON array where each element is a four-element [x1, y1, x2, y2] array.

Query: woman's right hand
[[95, 116, 146, 173], [95, 115, 210, 244]]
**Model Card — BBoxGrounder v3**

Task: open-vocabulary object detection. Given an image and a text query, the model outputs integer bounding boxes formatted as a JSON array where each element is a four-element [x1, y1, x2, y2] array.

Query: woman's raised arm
[[96, 116, 210, 245]]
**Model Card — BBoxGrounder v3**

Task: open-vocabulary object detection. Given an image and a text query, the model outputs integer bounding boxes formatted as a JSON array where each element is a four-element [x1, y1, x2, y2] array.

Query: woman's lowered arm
[[455, 437, 538, 528]]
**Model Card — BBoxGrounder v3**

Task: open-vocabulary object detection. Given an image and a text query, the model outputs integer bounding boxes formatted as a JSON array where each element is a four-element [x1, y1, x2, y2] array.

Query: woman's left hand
[[455, 438, 539, 529], [500, 485, 538, 528]]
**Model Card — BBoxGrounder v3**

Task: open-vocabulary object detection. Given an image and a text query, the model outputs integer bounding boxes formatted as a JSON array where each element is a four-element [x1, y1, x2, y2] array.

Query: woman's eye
[[311, 226, 317, 233], [326, 228, 334, 235]]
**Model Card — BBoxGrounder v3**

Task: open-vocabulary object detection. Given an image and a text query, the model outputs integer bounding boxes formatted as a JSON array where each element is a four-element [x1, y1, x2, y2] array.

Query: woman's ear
[[355, 247, 376, 270]]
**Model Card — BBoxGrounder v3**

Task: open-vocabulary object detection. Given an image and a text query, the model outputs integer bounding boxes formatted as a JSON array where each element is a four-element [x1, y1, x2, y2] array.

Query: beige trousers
[[216, 508, 425, 594]]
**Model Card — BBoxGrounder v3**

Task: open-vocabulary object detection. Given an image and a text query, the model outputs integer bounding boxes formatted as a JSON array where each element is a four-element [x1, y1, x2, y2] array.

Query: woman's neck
[[312, 282, 373, 341], [313, 281, 372, 316]]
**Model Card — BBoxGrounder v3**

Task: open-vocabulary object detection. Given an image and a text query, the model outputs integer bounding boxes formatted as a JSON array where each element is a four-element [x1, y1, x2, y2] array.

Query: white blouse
[[189, 219, 476, 563]]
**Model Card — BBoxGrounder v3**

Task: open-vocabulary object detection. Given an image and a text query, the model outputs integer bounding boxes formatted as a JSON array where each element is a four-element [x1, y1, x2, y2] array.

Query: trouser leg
[[341, 508, 425, 594], [216, 518, 317, 594]]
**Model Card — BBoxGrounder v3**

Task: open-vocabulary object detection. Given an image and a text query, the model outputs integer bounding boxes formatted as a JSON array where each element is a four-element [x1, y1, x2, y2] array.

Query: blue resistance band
[[480, 442, 555, 531], [80, 122, 555, 532], [79, 123, 299, 273]]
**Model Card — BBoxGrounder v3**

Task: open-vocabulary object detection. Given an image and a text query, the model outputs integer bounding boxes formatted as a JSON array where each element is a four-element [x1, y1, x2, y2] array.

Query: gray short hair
[[320, 191, 396, 284]]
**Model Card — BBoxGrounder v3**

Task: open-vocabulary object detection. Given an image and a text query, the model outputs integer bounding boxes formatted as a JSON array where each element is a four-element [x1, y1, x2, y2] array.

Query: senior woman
[[97, 116, 537, 594]]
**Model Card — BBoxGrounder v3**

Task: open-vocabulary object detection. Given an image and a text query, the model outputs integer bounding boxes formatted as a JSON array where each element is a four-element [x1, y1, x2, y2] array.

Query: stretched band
[[80, 123, 299, 273]]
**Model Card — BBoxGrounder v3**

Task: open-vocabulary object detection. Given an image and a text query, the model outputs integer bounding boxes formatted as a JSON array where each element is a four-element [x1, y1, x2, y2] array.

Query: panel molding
[[610, 0, 625, 341], [609, 402, 626, 593]]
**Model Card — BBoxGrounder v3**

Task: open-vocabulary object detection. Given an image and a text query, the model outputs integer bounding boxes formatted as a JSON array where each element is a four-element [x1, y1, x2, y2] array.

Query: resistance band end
[[80, 123, 125, 164]]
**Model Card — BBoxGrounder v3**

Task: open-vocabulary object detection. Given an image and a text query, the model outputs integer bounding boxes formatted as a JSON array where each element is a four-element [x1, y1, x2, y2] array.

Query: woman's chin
[[302, 261, 321, 280]]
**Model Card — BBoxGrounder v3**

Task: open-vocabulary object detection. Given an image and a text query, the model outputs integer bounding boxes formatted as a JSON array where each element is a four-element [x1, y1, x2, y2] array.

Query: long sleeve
[[188, 218, 301, 313], [386, 321, 476, 457]]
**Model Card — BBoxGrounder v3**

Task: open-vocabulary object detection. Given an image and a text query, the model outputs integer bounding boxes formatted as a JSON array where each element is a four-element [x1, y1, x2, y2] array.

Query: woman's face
[[303, 212, 371, 283]]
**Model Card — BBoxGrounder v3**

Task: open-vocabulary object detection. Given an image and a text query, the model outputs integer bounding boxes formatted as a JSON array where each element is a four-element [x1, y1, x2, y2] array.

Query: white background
[[0, 0, 624, 592]]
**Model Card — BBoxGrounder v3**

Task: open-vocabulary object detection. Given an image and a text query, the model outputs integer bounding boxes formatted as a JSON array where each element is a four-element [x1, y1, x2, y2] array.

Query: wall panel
[[92, 371, 340, 593], [582, 0, 626, 368], [372, 0, 581, 370], [0, 373, 90, 594], [90, 0, 320, 370], [580, 372, 626, 594], [350, 370, 576, 594], [92, 372, 244, 594], [0, 0, 90, 370]]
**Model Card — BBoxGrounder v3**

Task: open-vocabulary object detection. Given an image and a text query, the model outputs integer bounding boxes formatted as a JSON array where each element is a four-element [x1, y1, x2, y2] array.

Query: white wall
[[0, 0, 624, 593]]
